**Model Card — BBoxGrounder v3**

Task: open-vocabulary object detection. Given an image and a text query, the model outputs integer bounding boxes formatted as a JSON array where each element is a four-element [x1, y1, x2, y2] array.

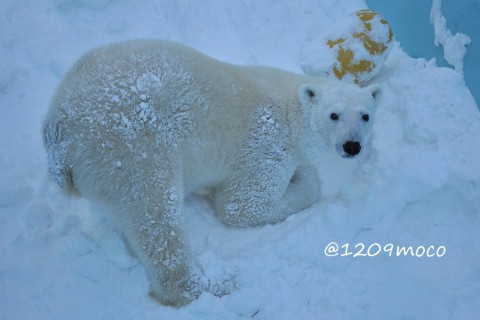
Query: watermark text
[[324, 242, 446, 258]]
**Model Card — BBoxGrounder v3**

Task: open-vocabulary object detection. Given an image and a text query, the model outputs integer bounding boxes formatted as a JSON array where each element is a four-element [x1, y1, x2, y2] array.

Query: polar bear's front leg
[[123, 168, 199, 307], [214, 159, 321, 228], [141, 219, 192, 306]]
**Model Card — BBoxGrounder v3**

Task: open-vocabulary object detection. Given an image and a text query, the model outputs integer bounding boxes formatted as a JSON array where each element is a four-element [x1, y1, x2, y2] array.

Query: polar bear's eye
[[362, 114, 370, 122], [330, 113, 339, 121], [306, 88, 315, 98]]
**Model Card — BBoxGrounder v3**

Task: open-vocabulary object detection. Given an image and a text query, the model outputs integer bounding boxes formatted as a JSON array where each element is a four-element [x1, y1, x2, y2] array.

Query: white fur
[[43, 39, 380, 306]]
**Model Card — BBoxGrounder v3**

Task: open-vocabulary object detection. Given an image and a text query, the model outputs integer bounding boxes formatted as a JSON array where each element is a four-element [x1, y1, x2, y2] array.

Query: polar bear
[[43, 39, 380, 306]]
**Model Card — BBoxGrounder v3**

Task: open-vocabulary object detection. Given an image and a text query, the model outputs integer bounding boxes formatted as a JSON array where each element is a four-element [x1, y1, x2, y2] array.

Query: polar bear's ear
[[367, 84, 382, 101], [299, 84, 320, 105]]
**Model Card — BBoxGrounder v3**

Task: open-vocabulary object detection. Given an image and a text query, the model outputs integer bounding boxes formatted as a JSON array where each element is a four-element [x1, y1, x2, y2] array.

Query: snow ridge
[[430, 0, 471, 74]]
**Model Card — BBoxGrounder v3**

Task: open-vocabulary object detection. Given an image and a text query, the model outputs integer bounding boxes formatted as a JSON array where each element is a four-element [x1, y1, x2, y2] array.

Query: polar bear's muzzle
[[342, 141, 361, 157]]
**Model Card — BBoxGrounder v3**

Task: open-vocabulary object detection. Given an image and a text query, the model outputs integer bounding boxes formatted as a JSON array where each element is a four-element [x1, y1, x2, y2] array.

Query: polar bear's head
[[299, 82, 381, 158]]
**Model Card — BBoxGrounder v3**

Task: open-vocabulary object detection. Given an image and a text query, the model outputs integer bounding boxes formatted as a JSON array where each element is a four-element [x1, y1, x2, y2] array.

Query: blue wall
[[366, 0, 479, 107]]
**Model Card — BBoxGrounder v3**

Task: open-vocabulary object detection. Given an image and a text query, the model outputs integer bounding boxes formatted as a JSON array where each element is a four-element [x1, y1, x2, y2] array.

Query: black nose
[[343, 141, 361, 157]]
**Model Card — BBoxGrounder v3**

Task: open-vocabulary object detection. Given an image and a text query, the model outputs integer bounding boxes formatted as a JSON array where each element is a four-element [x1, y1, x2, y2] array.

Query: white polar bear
[[43, 39, 380, 306]]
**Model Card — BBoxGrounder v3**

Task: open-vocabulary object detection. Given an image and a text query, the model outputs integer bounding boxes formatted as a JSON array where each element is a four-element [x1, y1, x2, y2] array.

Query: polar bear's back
[[43, 39, 309, 197], [46, 40, 285, 134], [51, 40, 223, 115], [47, 39, 307, 131]]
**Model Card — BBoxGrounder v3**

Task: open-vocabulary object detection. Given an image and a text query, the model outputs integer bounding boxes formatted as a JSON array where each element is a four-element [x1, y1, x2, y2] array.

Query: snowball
[[301, 9, 394, 84]]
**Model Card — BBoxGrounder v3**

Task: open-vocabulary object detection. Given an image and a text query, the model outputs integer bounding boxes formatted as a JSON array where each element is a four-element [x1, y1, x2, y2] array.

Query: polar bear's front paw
[[149, 268, 236, 306], [149, 271, 201, 306]]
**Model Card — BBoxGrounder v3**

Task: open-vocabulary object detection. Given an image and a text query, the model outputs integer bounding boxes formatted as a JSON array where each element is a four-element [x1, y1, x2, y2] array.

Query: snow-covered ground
[[1, 0, 479, 319]]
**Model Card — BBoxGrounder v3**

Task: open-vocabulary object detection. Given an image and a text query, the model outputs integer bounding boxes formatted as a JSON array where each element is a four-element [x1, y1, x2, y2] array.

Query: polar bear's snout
[[343, 141, 361, 157], [333, 125, 366, 158]]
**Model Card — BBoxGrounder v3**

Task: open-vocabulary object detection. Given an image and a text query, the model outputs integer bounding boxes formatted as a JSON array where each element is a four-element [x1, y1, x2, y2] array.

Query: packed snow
[[430, 0, 471, 74], [1, 0, 479, 319]]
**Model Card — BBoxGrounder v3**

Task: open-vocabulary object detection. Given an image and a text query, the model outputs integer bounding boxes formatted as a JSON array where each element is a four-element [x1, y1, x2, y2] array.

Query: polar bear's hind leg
[[43, 120, 78, 195]]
